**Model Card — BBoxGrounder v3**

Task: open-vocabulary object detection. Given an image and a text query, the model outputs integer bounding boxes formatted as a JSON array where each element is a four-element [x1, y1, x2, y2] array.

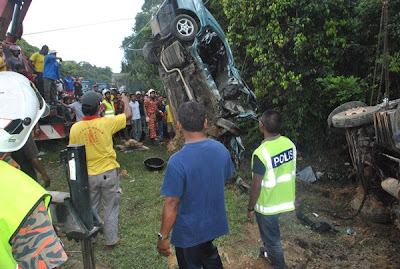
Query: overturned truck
[[143, 0, 257, 168], [329, 100, 400, 229]]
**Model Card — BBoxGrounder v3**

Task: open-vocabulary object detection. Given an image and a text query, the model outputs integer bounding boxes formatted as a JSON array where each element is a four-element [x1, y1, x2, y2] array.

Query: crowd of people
[[1, 42, 297, 269]]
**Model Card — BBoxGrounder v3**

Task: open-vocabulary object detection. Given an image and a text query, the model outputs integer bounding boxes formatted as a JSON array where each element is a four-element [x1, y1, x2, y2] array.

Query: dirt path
[[220, 179, 400, 269]]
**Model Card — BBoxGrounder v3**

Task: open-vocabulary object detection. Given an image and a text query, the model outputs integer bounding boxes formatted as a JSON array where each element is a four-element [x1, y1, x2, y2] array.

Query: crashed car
[[143, 0, 257, 168]]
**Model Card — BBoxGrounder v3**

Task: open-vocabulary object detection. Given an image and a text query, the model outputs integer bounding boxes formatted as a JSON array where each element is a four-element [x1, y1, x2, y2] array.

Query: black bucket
[[143, 157, 165, 171]]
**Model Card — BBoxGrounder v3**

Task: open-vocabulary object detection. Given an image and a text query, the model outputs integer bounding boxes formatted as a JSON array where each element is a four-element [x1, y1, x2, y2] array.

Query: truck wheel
[[327, 101, 367, 128], [332, 106, 381, 128], [172, 14, 198, 42], [142, 42, 159, 64]]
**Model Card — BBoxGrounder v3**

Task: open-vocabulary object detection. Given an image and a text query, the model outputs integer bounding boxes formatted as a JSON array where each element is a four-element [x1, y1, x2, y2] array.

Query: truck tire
[[332, 106, 380, 128], [171, 14, 198, 42], [327, 101, 367, 128], [142, 42, 159, 64]]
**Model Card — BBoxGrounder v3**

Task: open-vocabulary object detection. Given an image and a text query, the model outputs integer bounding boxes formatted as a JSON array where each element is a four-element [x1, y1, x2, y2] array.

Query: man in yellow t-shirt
[[29, 45, 48, 97], [0, 47, 6, 71], [69, 91, 131, 249]]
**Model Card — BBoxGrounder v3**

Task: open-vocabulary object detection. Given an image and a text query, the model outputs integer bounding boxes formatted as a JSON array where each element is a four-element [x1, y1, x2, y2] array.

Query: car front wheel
[[172, 14, 198, 42]]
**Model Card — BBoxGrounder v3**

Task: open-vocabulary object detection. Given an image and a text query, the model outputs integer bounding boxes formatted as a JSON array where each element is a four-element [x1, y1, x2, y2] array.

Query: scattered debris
[[345, 228, 357, 236], [115, 139, 149, 152], [312, 212, 319, 217], [235, 176, 250, 193], [296, 166, 317, 183], [296, 200, 339, 233], [119, 169, 131, 179]]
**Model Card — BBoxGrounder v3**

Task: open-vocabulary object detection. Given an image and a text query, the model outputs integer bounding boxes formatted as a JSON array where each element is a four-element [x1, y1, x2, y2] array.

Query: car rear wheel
[[172, 14, 198, 42]]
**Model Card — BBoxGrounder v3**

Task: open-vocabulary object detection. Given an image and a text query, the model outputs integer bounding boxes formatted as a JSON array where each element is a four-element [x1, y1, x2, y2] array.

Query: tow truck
[[0, 0, 68, 141]]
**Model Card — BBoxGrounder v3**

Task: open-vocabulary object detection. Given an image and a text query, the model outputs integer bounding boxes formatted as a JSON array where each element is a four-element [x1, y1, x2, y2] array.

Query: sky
[[23, 0, 145, 73]]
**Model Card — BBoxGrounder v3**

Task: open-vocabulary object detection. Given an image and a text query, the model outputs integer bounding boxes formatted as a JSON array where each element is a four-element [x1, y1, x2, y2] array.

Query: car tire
[[332, 106, 381, 128], [171, 14, 198, 42], [142, 42, 159, 64]]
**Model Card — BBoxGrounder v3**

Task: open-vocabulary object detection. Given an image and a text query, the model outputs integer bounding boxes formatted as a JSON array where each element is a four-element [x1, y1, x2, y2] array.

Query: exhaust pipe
[[382, 178, 400, 199]]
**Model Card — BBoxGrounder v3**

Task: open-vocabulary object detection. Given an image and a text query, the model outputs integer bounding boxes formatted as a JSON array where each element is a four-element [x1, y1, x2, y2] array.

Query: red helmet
[[9, 45, 21, 51]]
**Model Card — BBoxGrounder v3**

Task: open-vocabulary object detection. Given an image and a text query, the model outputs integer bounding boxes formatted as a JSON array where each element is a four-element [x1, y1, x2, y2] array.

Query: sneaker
[[104, 237, 121, 250], [260, 247, 271, 263]]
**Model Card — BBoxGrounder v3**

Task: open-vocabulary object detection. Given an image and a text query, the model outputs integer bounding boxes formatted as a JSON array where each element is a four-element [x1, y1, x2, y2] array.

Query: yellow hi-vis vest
[[102, 99, 115, 117], [0, 161, 51, 269], [252, 136, 296, 215]]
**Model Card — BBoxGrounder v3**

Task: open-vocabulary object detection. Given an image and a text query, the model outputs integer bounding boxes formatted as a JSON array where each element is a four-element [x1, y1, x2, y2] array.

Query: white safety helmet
[[102, 89, 110, 96], [0, 72, 49, 152], [148, 88, 155, 95]]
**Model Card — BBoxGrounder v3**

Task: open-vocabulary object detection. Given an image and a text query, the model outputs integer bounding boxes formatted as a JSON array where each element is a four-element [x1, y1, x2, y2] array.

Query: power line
[[24, 18, 135, 35]]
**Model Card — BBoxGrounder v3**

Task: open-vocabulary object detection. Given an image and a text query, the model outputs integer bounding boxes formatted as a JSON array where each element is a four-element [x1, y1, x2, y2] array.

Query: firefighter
[[0, 71, 67, 268]]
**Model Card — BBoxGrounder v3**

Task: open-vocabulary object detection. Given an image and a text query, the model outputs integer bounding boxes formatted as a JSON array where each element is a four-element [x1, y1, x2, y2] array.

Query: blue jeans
[[132, 119, 142, 141], [175, 240, 223, 269], [256, 212, 286, 269]]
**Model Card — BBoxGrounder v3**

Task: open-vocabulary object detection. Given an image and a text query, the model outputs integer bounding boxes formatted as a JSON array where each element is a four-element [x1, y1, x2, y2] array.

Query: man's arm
[[31, 157, 51, 187], [124, 102, 132, 120], [157, 196, 180, 257]]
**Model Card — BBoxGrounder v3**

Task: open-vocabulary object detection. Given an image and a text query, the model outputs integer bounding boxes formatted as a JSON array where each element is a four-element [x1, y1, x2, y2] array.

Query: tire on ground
[[327, 101, 367, 128], [331, 106, 380, 128], [142, 42, 159, 64]]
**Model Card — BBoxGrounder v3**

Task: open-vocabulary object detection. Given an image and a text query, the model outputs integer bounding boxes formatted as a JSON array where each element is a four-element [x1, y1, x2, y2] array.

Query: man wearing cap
[[43, 49, 62, 104], [6, 45, 25, 72], [69, 91, 132, 250], [29, 45, 49, 97]]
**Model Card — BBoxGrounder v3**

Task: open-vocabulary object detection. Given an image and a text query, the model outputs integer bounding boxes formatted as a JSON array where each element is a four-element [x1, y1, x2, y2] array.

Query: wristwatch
[[158, 232, 169, 241], [247, 208, 254, 212]]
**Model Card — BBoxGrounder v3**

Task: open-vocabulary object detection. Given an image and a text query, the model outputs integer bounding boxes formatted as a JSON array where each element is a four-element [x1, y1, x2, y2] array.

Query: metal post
[[81, 238, 96, 269], [66, 144, 94, 231], [66, 144, 96, 269]]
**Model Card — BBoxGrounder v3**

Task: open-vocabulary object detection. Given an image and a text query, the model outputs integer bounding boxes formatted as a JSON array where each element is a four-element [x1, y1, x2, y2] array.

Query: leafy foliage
[[220, 0, 400, 150]]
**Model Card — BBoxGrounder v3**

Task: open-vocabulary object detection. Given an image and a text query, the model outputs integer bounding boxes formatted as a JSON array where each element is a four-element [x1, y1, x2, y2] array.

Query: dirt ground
[[42, 143, 400, 268], [219, 149, 400, 269]]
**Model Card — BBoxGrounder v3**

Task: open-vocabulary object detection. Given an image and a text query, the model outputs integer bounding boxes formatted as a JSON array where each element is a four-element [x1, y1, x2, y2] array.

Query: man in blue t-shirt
[[157, 101, 235, 268], [63, 71, 74, 97]]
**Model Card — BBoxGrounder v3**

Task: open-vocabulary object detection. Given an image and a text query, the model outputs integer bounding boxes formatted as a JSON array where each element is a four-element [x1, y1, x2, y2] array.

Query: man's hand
[[146, 117, 150, 122], [157, 239, 172, 257], [247, 210, 255, 222]]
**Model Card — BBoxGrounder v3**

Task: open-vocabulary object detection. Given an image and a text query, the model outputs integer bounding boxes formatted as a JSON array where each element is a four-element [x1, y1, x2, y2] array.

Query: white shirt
[[129, 100, 141, 120]]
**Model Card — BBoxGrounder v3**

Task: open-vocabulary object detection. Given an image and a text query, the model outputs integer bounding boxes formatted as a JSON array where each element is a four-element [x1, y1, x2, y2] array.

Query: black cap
[[81, 91, 102, 108]]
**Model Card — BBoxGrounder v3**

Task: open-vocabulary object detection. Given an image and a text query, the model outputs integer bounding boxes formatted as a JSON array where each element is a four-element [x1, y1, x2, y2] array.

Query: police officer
[[247, 109, 296, 269]]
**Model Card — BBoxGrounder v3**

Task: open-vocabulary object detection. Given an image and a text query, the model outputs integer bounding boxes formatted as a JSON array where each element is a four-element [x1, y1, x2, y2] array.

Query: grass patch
[[41, 140, 253, 268]]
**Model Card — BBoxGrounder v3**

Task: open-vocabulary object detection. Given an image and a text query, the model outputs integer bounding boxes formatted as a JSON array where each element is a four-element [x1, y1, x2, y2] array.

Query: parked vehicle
[[96, 82, 110, 92], [81, 79, 93, 93]]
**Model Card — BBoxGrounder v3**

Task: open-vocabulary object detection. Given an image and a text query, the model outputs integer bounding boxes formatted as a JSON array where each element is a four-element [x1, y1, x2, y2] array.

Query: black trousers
[[175, 240, 223, 269]]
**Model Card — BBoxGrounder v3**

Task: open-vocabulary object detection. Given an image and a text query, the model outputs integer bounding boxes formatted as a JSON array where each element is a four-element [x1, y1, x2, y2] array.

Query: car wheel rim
[[176, 18, 194, 37]]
